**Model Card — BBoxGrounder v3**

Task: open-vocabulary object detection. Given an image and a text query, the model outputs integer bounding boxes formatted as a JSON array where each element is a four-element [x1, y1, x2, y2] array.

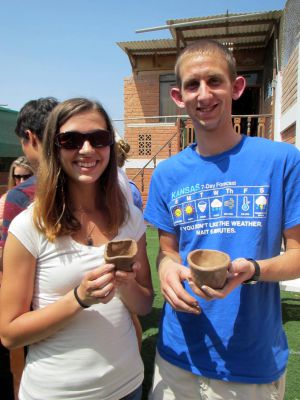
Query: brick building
[[117, 0, 300, 206]]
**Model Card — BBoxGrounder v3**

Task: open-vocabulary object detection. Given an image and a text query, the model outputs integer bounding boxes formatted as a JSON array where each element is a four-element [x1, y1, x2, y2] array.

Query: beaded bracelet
[[73, 286, 90, 308]]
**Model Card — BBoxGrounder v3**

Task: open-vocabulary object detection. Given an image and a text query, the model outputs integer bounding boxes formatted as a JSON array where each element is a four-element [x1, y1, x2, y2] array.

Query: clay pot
[[104, 239, 137, 271], [187, 249, 230, 289]]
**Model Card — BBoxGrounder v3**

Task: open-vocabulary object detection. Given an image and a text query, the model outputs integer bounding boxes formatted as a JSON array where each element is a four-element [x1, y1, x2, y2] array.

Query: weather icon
[[174, 208, 182, 217], [224, 197, 235, 209], [211, 198, 222, 211], [241, 196, 250, 211], [255, 195, 267, 210], [198, 201, 207, 213], [185, 205, 194, 215]]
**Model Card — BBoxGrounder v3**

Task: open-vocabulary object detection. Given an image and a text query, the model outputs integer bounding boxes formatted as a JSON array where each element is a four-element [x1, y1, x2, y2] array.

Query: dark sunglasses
[[13, 174, 32, 181], [55, 129, 114, 150]]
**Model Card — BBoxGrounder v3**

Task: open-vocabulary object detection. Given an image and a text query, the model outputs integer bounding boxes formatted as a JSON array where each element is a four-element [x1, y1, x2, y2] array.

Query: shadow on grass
[[281, 301, 300, 324], [140, 307, 162, 400], [140, 307, 162, 332], [141, 333, 158, 399]]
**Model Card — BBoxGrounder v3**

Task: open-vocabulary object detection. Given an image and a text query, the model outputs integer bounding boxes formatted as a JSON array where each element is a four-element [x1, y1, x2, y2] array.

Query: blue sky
[[0, 0, 286, 129]]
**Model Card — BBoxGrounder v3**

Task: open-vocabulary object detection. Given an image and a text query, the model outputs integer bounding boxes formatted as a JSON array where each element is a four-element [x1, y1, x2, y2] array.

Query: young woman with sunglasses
[[0, 156, 34, 236], [0, 98, 153, 400]]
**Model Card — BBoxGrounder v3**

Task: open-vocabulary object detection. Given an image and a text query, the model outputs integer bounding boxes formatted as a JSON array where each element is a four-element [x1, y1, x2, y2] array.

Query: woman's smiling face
[[58, 110, 111, 185]]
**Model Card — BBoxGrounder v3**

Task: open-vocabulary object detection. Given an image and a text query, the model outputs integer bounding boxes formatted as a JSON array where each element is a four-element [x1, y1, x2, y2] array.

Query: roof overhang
[[117, 10, 283, 62]]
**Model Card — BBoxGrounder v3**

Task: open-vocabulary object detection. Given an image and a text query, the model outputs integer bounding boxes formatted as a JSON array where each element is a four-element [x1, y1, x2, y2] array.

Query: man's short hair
[[175, 39, 237, 88], [15, 97, 58, 141]]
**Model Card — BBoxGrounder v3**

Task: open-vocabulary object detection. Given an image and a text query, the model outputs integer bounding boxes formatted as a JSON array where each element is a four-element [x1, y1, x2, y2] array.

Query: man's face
[[172, 53, 244, 134]]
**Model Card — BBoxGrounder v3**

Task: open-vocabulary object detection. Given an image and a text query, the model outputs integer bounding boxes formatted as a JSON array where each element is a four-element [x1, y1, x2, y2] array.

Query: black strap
[[73, 286, 90, 308]]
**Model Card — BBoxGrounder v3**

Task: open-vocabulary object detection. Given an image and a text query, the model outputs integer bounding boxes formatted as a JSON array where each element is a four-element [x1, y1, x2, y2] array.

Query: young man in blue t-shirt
[[144, 39, 300, 399]]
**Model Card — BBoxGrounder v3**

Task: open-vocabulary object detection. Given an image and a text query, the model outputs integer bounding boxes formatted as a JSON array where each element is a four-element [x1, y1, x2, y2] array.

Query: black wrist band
[[73, 286, 90, 308], [243, 258, 261, 284]]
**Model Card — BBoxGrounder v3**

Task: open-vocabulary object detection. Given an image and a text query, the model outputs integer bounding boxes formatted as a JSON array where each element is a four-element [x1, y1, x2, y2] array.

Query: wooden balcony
[[181, 114, 273, 148]]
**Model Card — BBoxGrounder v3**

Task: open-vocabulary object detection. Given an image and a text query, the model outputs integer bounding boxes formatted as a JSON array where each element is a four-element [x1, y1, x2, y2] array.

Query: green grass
[[140, 227, 163, 399], [141, 227, 300, 400], [280, 291, 300, 400]]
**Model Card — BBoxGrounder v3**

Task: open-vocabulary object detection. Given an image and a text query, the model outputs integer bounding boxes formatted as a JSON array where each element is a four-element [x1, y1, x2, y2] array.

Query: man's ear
[[170, 87, 185, 109], [25, 130, 39, 148], [232, 76, 246, 100]]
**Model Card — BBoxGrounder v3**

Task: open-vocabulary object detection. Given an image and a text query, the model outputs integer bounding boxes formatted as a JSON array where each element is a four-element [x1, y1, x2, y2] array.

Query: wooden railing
[[132, 130, 179, 191], [233, 114, 272, 137], [181, 114, 273, 147]]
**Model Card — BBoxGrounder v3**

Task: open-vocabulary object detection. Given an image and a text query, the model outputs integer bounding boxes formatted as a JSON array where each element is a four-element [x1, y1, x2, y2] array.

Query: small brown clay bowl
[[187, 249, 230, 289], [104, 239, 137, 272]]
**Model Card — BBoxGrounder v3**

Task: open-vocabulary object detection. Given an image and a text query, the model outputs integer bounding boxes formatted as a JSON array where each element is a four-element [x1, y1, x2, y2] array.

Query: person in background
[[0, 156, 34, 235], [0, 97, 59, 247], [5, 155, 33, 190], [0, 98, 58, 400], [144, 39, 300, 399], [117, 139, 143, 211], [0, 98, 153, 400]]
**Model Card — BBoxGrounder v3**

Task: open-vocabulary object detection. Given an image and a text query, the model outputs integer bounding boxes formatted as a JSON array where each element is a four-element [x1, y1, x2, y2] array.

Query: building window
[[242, 72, 261, 86], [138, 133, 151, 156], [159, 74, 178, 122]]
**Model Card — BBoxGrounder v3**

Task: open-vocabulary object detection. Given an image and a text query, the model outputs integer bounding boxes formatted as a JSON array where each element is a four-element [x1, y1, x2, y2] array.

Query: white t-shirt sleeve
[[118, 167, 134, 204], [8, 206, 41, 258], [120, 203, 146, 242]]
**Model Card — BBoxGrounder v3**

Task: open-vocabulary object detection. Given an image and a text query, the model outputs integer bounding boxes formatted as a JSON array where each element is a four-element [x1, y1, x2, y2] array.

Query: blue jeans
[[120, 384, 142, 400]]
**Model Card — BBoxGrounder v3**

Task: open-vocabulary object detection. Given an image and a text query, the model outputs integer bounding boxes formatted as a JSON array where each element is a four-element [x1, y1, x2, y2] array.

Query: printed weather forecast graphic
[[185, 205, 194, 215], [171, 184, 269, 226], [174, 208, 182, 217]]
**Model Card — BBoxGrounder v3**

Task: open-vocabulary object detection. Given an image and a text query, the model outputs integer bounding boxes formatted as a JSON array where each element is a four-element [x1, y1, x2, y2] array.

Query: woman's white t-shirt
[[9, 203, 146, 400]]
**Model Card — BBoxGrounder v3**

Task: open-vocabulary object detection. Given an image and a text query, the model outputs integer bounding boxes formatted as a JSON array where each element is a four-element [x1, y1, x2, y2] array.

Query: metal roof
[[117, 10, 283, 56], [117, 39, 176, 55]]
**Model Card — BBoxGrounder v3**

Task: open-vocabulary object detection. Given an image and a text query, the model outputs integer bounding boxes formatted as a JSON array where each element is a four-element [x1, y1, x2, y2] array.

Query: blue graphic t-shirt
[[144, 135, 300, 383]]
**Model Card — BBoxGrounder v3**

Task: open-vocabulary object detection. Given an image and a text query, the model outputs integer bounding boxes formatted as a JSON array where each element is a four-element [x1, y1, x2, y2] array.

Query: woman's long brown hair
[[33, 98, 128, 241]]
